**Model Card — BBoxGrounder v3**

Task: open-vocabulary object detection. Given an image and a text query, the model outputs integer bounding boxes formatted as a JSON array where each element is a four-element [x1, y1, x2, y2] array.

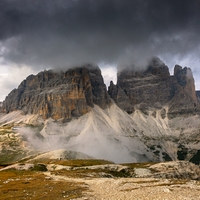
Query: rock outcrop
[[109, 57, 172, 113], [1, 64, 111, 120], [168, 65, 198, 117], [196, 91, 200, 103], [149, 161, 200, 179], [108, 57, 199, 117]]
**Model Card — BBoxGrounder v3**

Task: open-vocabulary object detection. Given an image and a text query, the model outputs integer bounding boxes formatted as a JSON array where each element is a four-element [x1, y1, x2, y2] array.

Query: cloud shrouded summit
[[0, 0, 200, 101], [0, 0, 200, 70]]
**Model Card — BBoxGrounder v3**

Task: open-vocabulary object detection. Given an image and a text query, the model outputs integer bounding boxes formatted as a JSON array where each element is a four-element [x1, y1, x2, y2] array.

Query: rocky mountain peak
[[167, 65, 198, 117], [117, 57, 170, 82], [109, 58, 172, 113], [1, 58, 199, 120], [109, 58, 199, 117], [146, 57, 170, 78], [174, 65, 194, 87], [1, 64, 111, 120]]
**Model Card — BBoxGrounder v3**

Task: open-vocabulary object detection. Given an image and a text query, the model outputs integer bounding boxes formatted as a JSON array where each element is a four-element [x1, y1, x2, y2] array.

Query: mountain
[[108, 57, 199, 117], [1, 64, 111, 120], [0, 59, 200, 164]]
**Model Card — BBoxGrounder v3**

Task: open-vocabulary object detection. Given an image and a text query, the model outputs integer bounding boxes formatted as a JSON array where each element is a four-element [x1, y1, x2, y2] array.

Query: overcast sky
[[0, 0, 200, 101]]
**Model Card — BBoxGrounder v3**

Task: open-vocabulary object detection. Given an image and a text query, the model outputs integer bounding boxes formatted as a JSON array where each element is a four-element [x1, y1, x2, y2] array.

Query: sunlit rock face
[[1, 64, 111, 120], [108, 57, 199, 117]]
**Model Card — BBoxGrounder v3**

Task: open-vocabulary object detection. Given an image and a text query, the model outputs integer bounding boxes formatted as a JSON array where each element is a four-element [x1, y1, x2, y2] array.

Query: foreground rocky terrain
[[0, 155, 199, 200]]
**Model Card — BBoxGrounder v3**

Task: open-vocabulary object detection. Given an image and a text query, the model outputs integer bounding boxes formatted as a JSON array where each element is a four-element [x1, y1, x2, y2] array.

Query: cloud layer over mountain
[[0, 0, 200, 68], [0, 0, 200, 100]]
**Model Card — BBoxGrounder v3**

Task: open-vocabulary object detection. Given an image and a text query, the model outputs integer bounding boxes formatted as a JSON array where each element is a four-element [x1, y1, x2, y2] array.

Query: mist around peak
[[0, 0, 199, 71]]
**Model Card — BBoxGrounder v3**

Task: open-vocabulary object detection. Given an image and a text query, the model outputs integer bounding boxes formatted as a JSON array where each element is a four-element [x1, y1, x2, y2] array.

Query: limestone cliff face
[[168, 65, 198, 117], [108, 58, 199, 117], [1, 59, 199, 120], [108, 57, 172, 113], [1, 65, 111, 120]]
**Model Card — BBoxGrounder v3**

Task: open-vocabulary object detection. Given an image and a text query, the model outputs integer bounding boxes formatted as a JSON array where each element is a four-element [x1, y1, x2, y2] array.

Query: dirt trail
[[44, 172, 200, 200]]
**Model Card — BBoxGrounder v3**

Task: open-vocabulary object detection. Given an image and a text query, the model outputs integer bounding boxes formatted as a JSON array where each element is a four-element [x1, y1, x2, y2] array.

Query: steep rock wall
[[1, 65, 111, 120], [108, 58, 199, 117]]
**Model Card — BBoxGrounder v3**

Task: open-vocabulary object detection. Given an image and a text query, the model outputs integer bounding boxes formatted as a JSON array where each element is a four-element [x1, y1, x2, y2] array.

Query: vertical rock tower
[[1, 64, 111, 120], [108, 57, 199, 117]]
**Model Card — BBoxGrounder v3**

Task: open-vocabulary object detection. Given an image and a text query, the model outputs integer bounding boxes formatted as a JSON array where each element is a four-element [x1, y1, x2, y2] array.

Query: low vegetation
[[27, 159, 114, 167], [122, 162, 156, 168], [0, 158, 200, 199], [0, 169, 87, 200]]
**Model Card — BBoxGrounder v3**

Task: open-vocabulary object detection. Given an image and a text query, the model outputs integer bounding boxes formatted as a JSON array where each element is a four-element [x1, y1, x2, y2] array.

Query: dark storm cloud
[[0, 0, 200, 70]]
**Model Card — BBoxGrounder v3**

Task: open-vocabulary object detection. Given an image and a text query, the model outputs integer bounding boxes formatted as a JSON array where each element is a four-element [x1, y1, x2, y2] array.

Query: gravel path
[[44, 172, 200, 200], [84, 178, 200, 200]]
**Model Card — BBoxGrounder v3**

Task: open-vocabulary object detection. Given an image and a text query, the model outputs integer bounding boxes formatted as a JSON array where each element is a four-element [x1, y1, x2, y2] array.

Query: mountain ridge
[[1, 58, 200, 119], [1, 64, 111, 120], [0, 58, 200, 164], [108, 57, 199, 117]]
